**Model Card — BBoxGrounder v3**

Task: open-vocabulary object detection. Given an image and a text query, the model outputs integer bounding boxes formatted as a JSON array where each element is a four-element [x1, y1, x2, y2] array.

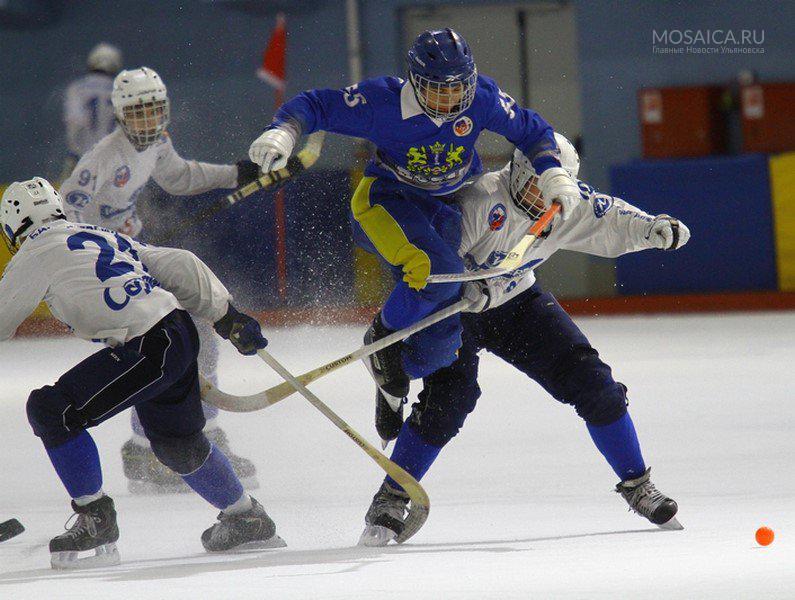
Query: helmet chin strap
[[5, 213, 66, 253]]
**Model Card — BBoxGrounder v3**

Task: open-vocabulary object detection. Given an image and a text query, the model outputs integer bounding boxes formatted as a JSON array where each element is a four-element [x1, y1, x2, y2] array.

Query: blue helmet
[[407, 29, 477, 121]]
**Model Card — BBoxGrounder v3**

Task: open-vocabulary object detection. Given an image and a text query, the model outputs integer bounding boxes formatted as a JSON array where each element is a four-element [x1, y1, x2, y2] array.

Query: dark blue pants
[[28, 310, 206, 450], [408, 284, 629, 447]]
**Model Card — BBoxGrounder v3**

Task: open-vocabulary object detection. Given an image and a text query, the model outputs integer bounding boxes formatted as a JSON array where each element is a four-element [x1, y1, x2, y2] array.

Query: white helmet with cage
[[87, 42, 123, 75], [1, 177, 65, 253], [111, 67, 170, 150], [509, 133, 580, 220]]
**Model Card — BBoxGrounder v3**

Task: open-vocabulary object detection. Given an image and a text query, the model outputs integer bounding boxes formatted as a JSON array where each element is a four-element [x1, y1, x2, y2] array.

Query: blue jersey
[[270, 75, 560, 196]]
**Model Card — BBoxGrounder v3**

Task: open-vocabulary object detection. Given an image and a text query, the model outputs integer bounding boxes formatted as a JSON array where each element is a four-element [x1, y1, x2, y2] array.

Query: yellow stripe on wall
[[769, 153, 795, 291]]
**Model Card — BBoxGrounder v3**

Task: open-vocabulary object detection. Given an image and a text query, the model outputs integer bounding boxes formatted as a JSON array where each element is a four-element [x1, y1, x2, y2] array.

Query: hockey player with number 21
[[60, 66, 262, 494], [359, 134, 691, 546], [248, 29, 581, 417], [0, 178, 283, 569]]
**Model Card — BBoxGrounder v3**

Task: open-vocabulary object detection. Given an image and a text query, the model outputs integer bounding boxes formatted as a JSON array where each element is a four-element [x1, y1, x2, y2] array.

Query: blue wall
[[611, 154, 777, 295], [3, 1, 794, 190], [0, 0, 349, 178], [576, 1, 795, 190]]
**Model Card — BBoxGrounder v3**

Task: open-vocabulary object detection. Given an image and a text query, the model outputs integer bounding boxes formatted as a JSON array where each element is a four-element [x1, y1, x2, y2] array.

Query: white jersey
[[63, 72, 117, 157], [459, 164, 657, 310], [0, 221, 231, 345], [59, 129, 237, 237]]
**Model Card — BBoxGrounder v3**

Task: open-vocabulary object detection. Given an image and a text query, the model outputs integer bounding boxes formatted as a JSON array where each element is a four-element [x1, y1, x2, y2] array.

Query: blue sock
[[586, 412, 646, 481], [45, 431, 103, 499], [181, 444, 244, 510], [385, 421, 442, 491]]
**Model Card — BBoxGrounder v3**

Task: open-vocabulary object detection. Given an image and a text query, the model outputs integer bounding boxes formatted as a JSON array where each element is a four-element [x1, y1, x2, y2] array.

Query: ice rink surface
[[1, 312, 793, 599]]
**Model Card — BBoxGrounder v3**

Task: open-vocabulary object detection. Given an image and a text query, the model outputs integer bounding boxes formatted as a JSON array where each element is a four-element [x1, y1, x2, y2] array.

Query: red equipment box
[[741, 83, 795, 154], [638, 86, 728, 158]]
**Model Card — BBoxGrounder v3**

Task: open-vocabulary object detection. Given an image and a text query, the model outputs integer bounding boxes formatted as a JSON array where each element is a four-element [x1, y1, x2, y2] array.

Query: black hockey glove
[[236, 159, 261, 187], [214, 304, 268, 355]]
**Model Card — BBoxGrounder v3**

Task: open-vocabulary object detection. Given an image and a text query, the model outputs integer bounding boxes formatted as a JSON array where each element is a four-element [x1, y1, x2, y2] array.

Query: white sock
[[73, 490, 105, 506], [222, 493, 253, 516]]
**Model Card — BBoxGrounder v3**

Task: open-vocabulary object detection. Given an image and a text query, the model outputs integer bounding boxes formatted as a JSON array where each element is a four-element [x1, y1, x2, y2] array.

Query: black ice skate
[[616, 468, 683, 530], [50, 496, 120, 570], [375, 387, 405, 449], [122, 428, 259, 495], [201, 497, 285, 552], [364, 312, 410, 399], [358, 481, 410, 547]]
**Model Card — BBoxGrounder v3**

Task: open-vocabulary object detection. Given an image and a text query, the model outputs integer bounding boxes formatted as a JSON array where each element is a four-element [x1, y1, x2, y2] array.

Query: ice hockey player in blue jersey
[[358, 135, 690, 546], [248, 29, 581, 410]]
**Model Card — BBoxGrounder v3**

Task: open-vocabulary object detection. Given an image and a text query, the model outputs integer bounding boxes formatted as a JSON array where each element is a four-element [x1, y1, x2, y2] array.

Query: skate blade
[[214, 535, 287, 553], [358, 525, 397, 547], [51, 542, 121, 570], [657, 516, 684, 531]]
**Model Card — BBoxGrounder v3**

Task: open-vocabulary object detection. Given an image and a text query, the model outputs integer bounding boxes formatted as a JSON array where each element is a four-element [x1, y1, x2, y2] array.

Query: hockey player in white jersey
[[60, 66, 262, 494], [360, 134, 690, 545], [62, 43, 123, 177], [0, 178, 284, 569]]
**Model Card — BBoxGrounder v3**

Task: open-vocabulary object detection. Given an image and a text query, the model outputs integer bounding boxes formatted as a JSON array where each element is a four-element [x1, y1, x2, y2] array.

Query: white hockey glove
[[537, 167, 581, 221], [461, 282, 490, 313], [248, 128, 295, 172], [645, 214, 691, 250]]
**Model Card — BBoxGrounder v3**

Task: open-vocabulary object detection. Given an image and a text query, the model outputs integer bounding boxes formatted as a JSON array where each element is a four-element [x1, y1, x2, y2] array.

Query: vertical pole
[[516, 9, 531, 108], [274, 87, 287, 303], [274, 13, 288, 303]]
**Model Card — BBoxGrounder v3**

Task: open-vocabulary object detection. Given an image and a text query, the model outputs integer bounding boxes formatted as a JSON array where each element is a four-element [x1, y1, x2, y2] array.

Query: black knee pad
[[553, 345, 628, 425], [408, 381, 481, 447], [27, 385, 83, 446], [150, 432, 211, 475]]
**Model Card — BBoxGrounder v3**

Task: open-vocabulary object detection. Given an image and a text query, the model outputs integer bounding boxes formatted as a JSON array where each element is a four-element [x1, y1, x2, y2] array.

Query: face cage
[[511, 174, 547, 221], [410, 69, 477, 121], [120, 99, 170, 149]]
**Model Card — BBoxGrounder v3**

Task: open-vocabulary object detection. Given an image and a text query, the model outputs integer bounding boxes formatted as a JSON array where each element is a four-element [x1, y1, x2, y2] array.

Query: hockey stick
[[257, 348, 430, 544], [158, 132, 326, 244], [200, 297, 472, 413], [425, 203, 560, 284]]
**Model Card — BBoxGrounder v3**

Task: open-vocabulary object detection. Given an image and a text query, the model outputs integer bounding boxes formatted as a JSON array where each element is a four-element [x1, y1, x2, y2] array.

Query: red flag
[[257, 13, 286, 91]]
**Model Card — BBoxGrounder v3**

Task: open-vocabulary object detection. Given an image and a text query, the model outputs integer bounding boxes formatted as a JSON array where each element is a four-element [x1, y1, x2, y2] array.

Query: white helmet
[[509, 133, 580, 220], [87, 42, 123, 75], [111, 67, 170, 150], [1, 178, 65, 253]]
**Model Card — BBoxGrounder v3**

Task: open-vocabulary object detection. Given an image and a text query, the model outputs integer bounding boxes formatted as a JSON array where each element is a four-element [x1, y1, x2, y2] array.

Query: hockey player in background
[[60, 66, 263, 494], [359, 135, 690, 546], [0, 178, 284, 569], [62, 43, 124, 178], [248, 29, 581, 420]]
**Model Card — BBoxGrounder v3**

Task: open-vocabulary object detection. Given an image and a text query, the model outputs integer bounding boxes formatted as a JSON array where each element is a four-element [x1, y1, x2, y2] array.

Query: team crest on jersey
[[65, 190, 90, 208], [593, 194, 614, 219], [453, 116, 473, 137], [114, 165, 131, 188], [406, 142, 466, 176], [488, 203, 507, 231]]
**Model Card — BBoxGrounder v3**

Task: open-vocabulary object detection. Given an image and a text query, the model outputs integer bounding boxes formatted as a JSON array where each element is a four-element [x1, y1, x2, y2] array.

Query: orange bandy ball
[[756, 527, 775, 546]]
